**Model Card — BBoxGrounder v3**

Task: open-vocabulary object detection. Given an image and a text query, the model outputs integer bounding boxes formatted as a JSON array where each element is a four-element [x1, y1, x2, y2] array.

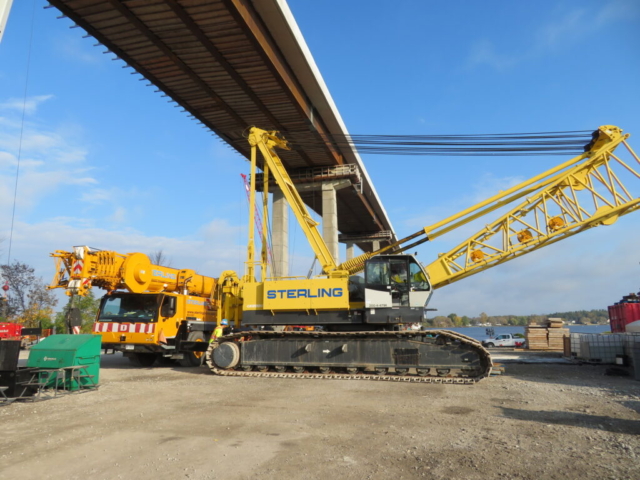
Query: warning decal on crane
[[72, 260, 84, 275]]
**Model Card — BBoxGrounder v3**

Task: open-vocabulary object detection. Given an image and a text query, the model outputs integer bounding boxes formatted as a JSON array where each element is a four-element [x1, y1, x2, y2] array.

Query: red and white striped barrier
[[93, 322, 155, 334]]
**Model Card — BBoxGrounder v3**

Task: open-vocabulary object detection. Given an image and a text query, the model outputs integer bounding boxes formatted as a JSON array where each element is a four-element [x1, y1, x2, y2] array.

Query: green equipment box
[[27, 335, 101, 391]]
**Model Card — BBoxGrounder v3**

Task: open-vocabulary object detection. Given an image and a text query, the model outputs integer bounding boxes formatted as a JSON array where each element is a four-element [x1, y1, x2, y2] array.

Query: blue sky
[[1, 0, 639, 316]]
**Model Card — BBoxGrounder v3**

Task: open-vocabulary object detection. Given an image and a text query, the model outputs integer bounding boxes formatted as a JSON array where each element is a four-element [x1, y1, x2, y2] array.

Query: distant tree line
[[424, 309, 609, 328]]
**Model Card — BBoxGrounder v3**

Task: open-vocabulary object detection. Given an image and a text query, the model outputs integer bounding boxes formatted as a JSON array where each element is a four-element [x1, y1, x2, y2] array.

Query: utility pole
[[0, 0, 14, 44]]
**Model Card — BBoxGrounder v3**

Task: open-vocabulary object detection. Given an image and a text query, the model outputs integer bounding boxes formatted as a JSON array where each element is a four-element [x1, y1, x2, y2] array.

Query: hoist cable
[[6, 0, 37, 267]]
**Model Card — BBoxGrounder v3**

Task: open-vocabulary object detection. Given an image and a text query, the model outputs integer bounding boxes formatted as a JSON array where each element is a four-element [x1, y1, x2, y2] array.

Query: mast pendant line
[[5, 0, 36, 267], [285, 130, 594, 156]]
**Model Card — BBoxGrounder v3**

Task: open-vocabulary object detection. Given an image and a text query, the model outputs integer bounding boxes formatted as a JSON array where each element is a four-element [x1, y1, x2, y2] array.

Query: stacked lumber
[[548, 328, 570, 350], [525, 326, 550, 350], [525, 319, 570, 350], [547, 318, 564, 328]]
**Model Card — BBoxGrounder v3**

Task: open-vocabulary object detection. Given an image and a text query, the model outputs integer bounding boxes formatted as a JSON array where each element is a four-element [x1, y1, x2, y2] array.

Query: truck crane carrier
[[206, 125, 640, 383], [49, 246, 241, 367]]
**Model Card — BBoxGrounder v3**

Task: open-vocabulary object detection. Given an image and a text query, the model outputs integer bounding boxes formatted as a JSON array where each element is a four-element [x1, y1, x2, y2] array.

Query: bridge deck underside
[[49, 0, 394, 248]]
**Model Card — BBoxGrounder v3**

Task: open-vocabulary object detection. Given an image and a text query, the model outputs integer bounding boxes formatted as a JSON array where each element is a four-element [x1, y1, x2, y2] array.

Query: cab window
[[365, 260, 390, 286], [409, 260, 430, 291], [389, 259, 408, 285]]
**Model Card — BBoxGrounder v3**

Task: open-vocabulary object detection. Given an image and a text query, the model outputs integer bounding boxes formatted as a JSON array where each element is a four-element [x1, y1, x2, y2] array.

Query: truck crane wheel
[[179, 331, 207, 367], [128, 353, 157, 367]]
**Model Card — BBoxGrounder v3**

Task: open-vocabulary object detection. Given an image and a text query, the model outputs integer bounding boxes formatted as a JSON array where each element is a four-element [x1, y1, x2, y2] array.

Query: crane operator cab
[[362, 255, 432, 325]]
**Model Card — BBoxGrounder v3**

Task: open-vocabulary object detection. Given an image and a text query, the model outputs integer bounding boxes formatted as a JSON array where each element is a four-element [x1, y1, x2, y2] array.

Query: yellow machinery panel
[[262, 278, 350, 311], [241, 283, 264, 311]]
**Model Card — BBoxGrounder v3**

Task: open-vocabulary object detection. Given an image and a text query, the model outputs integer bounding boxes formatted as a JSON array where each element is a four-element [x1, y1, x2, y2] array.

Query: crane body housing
[[206, 128, 490, 382]]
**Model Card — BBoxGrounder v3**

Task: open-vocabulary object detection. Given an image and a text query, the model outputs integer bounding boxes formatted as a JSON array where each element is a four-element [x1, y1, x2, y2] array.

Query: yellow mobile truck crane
[[205, 125, 640, 383], [49, 246, 241, 366]]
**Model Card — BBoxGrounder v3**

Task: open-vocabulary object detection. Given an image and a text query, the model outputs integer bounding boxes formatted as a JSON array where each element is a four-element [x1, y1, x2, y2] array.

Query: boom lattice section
[[426, 136, 640, 288]]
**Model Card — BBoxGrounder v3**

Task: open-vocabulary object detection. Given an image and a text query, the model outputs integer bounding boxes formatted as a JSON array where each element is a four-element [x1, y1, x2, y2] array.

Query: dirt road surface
[[2, 353, 639, 480]]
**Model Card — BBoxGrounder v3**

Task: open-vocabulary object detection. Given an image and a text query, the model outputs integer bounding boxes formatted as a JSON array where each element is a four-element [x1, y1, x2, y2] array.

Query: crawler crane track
[[206, 330, 493, 384]]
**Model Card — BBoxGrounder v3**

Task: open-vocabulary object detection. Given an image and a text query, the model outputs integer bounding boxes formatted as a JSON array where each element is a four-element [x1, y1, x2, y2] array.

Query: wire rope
[[5, 0, 37, 267], [282, 130, 594, 157]]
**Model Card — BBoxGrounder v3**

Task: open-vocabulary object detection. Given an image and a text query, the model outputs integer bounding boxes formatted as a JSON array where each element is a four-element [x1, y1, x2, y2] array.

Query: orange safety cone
[[158, 330, 167, 345]]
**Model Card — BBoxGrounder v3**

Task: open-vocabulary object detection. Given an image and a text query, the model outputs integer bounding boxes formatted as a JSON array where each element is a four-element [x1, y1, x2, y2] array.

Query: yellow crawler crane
[[49, 246, 241, 367], [206, 125, 639, 383]]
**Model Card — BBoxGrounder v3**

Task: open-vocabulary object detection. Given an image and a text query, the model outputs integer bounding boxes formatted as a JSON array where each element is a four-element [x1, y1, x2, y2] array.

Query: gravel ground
[[1, 353, 639, 480]]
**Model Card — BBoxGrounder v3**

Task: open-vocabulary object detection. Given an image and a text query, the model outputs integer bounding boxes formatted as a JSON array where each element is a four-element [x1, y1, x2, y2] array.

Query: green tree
[[448, 313, 462, 327], [431, 315, 452, 328], [54, 292, 101, 334], [1, 260, 57, 326]]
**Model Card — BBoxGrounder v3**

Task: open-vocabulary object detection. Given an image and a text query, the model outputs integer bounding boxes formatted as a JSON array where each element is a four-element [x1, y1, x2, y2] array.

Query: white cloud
[[108, 206, 127, 224], [467, 40, 517, 72], [467, 0, 640, 71], [0, 95, 54, 115], [55, 147, 88, 164], [52, 33, 102, 65], [0, 95, 96, 212], [80, 188, 113, 204], [402, 172, 524, 234], [0, 151, 16, 167], [535, 8, 587, 51], [469, 172, 524, 204]]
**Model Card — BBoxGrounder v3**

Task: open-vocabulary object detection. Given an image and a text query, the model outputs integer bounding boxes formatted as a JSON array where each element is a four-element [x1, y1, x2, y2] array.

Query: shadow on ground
[[499, 406, 640, 435], [502, 363, 639, 390]]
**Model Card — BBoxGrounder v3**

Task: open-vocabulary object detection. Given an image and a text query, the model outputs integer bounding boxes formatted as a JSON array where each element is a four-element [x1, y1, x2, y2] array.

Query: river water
[[427, 324, 610, 342]]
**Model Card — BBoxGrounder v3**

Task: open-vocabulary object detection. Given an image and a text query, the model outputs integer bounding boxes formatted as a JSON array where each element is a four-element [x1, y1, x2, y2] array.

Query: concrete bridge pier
[[272, 188, 288, 278]]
